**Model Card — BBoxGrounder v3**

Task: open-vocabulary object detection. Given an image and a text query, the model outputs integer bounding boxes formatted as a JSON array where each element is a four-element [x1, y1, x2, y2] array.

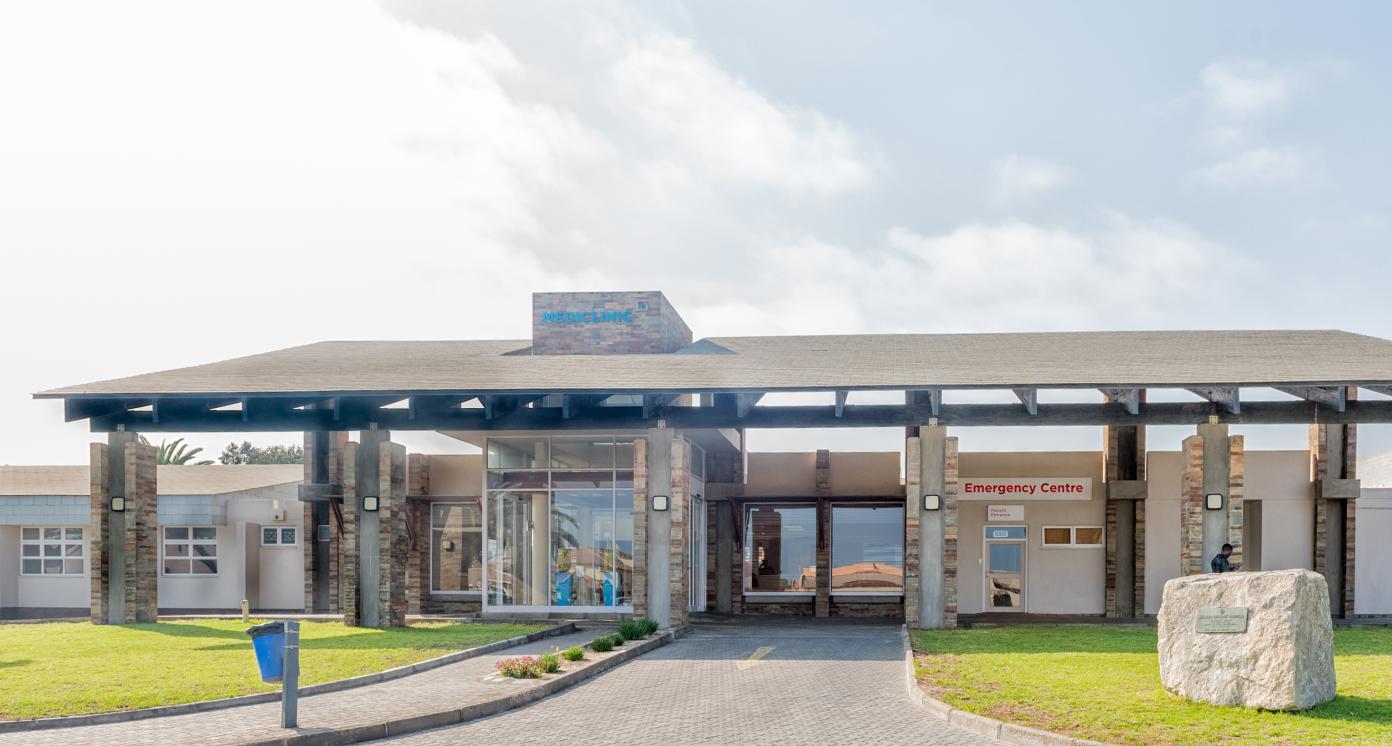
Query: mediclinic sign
[[540, 301, 649, 325]]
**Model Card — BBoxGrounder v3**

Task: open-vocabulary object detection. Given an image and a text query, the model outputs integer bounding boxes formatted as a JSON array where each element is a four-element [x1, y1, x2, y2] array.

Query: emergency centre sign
[[958, 477, 1093, 501]]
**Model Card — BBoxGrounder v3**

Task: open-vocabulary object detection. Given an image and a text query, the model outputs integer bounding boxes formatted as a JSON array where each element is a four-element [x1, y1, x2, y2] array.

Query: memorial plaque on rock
[[1195, 606, 1248, 633]]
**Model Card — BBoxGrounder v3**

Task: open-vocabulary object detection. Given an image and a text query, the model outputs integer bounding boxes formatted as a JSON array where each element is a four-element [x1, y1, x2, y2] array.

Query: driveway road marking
[[736, 645, 774, 670]]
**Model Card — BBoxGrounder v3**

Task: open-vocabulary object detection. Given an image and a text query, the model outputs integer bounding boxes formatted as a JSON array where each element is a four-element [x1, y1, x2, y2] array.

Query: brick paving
[[378, 620, 1000, 746], [0, 628, 598, 746]]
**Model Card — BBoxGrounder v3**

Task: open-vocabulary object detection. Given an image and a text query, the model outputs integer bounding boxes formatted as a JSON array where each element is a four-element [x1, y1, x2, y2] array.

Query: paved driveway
[[377, 619, 998, 745]]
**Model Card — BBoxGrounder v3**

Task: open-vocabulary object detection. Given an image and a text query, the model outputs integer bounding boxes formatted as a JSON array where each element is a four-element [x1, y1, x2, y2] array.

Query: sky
[[1, 1, 1390, 465]]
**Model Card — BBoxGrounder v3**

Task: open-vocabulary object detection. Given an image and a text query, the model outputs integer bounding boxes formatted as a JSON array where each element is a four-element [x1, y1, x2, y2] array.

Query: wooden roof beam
[[735, 392, 764, 418], [1099, 387, 1141, 415], [1187, 386, 1241, 414], [643, 393, 680, 419], [1275, 386, 1346, 413], [907, 389, 942, 417], [834, 390, 849, 418]]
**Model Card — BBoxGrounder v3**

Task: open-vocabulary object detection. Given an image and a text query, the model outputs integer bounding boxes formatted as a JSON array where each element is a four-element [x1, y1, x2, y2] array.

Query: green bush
[[538, 651, 561, 674], [608, 633, 625, 647], [495, 656, 542, 678], [637, 617, 659, 636], [590, 636, 614, 652], [617, 621, 644, 640], [562, 646, 585, 662]]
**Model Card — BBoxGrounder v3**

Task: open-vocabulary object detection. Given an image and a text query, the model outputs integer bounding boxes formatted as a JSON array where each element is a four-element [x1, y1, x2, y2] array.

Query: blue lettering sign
[[540, 308, 638, 325]]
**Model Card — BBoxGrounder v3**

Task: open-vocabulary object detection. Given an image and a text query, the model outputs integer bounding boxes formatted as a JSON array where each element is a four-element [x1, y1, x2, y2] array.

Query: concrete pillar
[[644, 427, 674, 627], [342, 430, 408, 627], [669, 436, 690, 627], [304, 430, 347, 613], [1181, 424, 1244, 576], [1312, 405, 1358, 618], [406, 454, 431, 616], [907, 424, 957, 629], [89, 432, 158, 624], [715, 500, 734, 613], [814, 450, 831, 618]]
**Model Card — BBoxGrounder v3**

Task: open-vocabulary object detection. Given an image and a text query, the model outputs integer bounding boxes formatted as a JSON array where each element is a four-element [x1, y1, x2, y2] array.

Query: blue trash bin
[[247, 621, 286, 683]]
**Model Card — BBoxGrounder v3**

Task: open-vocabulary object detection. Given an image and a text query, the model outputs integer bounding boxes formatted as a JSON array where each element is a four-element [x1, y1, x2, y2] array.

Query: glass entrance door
[[688, 485, 707, 613], [983, 526, 1026, 611]]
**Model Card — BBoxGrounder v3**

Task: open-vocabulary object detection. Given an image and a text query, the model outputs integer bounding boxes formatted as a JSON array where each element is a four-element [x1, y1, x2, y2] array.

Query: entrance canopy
[[36, 327, 1392, 432]]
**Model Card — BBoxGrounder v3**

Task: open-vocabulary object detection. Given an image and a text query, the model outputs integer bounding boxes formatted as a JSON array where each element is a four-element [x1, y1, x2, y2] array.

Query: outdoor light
[[1205, 493, 1224, 510], [922, 494, 942, 511], [109, 495, 126, 512], [652, 494, 670, 512], [362, 495, 380, 512]]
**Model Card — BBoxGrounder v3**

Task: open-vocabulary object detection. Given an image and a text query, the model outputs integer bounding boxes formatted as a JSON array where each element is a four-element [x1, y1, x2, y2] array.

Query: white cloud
[[609, 34, 872, 198], [1193, 146, 1321, 189], [988, 154, 1072, 202], [1200, 58, 1299, 120]]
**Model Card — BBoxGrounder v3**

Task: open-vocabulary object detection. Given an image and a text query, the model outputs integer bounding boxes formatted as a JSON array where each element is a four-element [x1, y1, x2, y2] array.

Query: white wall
[[1356, 488, 1392, 615], [1247, 451, 1315, 571], [0, 524, 89, 611], [0, 526, 17, 612], [1144, 451, 1183, 614], [957, 452, 1105, 615]]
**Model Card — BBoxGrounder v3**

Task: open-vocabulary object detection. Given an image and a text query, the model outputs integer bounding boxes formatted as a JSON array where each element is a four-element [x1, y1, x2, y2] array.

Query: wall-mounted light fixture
[[443, 540, 455, 552], [652, 494, 670, 512], [923, 494, 941, 511], [109, 495, 126, 512], [1205, 493, 1224, 511], [362, 495, 380, 512]]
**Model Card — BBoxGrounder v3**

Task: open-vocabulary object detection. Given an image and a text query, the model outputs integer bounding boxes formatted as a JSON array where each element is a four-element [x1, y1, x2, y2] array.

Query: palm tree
[[138, 436, 214, 465]]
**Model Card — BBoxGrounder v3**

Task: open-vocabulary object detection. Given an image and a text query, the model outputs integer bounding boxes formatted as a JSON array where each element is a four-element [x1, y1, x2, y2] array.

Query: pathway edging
[[248, 626, 686, 746], [0, 622, 576, 733], [900, 625, 1113, 746]]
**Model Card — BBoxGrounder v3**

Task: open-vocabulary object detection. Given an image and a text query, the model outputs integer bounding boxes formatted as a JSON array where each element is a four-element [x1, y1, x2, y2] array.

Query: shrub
[[562, 645, 585, 662], [608, 633, 625, 647], [538, 651, 561, 674], [617, 621, 644, 640], [496, 656, 542, 678], [637, 617, 659, 636], [590, 636, 614, 652]]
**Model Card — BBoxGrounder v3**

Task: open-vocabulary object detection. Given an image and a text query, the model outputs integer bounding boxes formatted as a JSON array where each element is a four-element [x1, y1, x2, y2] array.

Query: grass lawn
[[912, 625, 1392, 746], [0, 619, 548, 720]]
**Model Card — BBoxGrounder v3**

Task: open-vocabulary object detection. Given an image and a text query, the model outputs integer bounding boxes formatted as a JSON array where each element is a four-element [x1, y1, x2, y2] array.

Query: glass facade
[[485, 436, 635, 609], [743, 505, 817, 593], [431, 501, 483, 592], [830, 504, 904, 593]]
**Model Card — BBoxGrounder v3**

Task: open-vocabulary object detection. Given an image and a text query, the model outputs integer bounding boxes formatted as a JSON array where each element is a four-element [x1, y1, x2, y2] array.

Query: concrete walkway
[[376, 619, 1000, 745], [0, 628, 601, 746]]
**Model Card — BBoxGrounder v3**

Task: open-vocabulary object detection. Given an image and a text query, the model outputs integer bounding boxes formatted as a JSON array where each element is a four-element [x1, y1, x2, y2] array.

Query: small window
[[318, 524, 331, 542], [20, 526, 84, 575], [1042, 526, 1104, 548], [164, 526, 218, 575], [262, 527, 298, 546]]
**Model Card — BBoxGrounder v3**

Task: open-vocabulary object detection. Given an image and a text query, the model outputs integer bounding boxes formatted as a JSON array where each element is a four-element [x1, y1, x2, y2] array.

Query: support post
[[90, 432, 158, 624], [644, 428, 675, 626], [1312, 395, 1358, 618], [814, 449, 831, 618], [1181, 424, 1243, 576], [908, 424, 957, 629], [1104, 398, 1146, 618]]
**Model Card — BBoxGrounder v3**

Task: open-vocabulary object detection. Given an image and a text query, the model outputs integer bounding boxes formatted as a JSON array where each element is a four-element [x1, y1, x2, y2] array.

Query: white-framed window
[[1042, 525, 1104, 548], [431, 501, 483, 593], [20, 526, 84, 576], [261, 526, 298, 547], [163, 526, 219, 575]]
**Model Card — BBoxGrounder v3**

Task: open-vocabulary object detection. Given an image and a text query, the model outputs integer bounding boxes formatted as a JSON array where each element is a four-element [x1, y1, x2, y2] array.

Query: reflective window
[[20, 526, 83, 576], [743, 505, 816, 593], [486, 438, 548, 470], [831, 504, 904, 593], [164, 526, 218, 575], [1042, 526, 1104, 547], [431, 501, 483, 592]]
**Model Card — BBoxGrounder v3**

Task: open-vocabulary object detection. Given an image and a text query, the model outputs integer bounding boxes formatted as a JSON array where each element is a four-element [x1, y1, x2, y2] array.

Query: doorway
[[983, 526, 1026, 611]]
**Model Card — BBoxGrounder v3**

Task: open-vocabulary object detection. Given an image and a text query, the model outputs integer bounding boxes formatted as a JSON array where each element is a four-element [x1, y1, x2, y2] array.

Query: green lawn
[[0, 619, 548, 720], [912, 626, 1392, 746]]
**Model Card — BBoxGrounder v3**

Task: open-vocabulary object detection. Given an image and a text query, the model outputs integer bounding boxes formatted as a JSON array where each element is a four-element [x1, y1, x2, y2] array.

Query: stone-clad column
[[341, 441, 361, 624], [1312, 403, 1358, 618], [406, 454, 430, 616], [668, 436, 690, 627], [1181, 425, 1244, 576], [1104, 409, 1146, 618], [340, 432, 408, 627], [644, 428, 675, 627], [632, 438, 648, 617], [90, 433, 158, 624], [909, 424, 957, 629], [814, 450, 831, 618], [379, 442, 408, 627]]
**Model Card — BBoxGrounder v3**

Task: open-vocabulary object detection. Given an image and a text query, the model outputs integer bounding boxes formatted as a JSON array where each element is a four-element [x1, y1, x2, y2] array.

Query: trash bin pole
[[283, 620, 299, 729]]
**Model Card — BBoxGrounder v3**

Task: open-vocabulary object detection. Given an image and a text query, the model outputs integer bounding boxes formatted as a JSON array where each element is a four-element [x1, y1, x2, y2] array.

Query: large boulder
[[1157, 569, 1335, 711]]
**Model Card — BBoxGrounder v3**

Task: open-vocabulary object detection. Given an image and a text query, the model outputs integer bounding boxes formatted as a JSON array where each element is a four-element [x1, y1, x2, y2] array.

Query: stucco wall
[[1356, 488, 1392, 615], [0, 523, 89, 611], [1247, 451, 1315, 572], [1144, 451, 1184, 615], [426, 454, 484, 496], [827, 453, 902, 495], [957, 451, 1105, 615], [0, 526, 17, 611], [744, 453, 818, 496]]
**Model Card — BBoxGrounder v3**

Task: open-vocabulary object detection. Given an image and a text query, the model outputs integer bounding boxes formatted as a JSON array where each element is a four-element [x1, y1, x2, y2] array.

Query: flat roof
[[0, 464, 304, 496], [34, 330, 1392, 398]]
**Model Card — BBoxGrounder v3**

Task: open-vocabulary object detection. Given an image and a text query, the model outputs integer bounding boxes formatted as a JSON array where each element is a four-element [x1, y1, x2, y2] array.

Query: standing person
[[1211, 543, 1239, 573]]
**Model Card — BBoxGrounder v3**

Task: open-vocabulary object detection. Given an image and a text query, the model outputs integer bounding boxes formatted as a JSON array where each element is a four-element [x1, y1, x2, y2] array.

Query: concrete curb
[[0, 622, 576, 733], [900, 625, 1112, 746], [246, 626, 685, 746]]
